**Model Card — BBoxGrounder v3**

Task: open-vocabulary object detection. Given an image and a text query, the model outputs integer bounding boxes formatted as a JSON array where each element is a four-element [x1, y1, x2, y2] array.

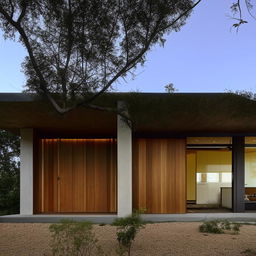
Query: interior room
[[244, 140, 256, 212], [186, 137, 232, 213]]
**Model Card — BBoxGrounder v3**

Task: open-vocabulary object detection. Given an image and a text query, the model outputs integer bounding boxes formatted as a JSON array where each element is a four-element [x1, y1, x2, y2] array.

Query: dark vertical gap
[[33, 130, 38, 214], [232, 136, 245, 212]]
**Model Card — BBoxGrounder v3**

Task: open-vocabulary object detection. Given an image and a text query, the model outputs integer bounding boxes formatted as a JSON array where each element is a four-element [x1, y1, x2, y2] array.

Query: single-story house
[[1, 92, 256, 217]]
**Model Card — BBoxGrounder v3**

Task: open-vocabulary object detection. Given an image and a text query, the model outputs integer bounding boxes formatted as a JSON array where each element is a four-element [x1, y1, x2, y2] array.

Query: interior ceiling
[[1, 92, 256, 136]]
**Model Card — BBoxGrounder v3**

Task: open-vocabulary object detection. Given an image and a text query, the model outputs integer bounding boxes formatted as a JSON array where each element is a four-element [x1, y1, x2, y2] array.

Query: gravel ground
[[0, 222, 256, 256]]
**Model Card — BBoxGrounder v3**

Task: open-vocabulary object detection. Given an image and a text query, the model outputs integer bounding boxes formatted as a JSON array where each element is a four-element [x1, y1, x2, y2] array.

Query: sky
[[0, 0, 256, 93]]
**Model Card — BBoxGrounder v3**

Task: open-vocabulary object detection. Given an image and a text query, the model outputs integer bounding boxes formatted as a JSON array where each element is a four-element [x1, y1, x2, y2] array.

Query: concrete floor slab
[[141, 213, 256, 223], [0, 214, 117, 224], [1, 213, 256, 223]]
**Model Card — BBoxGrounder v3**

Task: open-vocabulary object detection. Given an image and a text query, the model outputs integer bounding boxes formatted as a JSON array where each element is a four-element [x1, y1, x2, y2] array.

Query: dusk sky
[[0, 0, 255, 93]]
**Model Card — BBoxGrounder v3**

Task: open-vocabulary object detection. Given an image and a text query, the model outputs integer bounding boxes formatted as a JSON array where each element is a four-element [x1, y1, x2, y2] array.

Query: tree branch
[[17, 1, 27, 24], [245, 0, 256, 20], [8, 0, 14, 19], [73, 0, 202, 107], [0, 0, 202, 117], [62, 0, 74, 103], [161, 0, 202, 31], [0, 5, 64, 113]]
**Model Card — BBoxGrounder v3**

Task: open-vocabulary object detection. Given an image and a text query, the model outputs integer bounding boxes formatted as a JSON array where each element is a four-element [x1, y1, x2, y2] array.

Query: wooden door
[[133, 138, 186, 213], [35, 138, 117, 213]]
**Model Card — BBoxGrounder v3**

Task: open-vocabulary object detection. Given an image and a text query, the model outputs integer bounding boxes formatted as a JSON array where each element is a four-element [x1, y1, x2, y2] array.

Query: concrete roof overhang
[[1, 92, 256, 137], [0, 93, 117, 137]]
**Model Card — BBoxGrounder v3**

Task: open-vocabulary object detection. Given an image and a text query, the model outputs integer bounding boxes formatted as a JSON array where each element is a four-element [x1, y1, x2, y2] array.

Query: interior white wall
[[194, 150, 232, 205], [221, 187, 232, 209], [197, 182, 231, 205], [20, 128, 34, 215]]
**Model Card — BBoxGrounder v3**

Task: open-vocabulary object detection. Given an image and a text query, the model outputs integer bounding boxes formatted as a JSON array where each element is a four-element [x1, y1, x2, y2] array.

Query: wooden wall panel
[[34, 139, 59, 213], [72, 140, 86, 212], [133, 138, 186, 214], [35, 139, 117, 213], [59, 139, 74, 212]]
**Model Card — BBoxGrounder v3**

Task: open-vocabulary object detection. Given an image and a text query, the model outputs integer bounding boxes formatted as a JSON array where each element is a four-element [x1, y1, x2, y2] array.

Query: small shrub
[[199, 220, 224, 234], [199, 220, 241, 234], [49, 219, 103, 256], [112, 209, 145, 256], [242, 248, 256, 256]]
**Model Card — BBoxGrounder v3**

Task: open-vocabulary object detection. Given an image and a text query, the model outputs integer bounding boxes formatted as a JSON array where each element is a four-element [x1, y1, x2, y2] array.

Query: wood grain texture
[[34, 139, 59, 213], [133, 138, 186, 213], [35, 139, 117, 213]]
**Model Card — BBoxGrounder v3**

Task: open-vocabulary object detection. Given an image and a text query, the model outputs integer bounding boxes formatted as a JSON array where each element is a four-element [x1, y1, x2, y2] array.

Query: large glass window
[[187, 148, 232, 207], [196, 173, 202, 183], [245, 137, 256, 145], [207, 173, 219, 183], [221, 173, 232, 183], [244, 147, 256, 210], [196, 173, 231, 183], [245, 148, 256, 187]]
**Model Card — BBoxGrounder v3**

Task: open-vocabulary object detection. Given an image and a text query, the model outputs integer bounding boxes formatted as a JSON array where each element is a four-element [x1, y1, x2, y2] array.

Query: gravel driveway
[[0, 222, 256, 256]]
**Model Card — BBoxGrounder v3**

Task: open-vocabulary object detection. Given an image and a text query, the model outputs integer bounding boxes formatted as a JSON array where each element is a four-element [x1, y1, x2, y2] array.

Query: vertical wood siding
[[34, 139, 117, 213], [133, 138, 186, 213]]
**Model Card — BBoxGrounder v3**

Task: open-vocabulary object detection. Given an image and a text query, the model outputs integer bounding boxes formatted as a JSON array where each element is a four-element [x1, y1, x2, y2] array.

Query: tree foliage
[[164, 83, 177, 93], [0, 0, 201, 114], [230, 0, 256, 30], [0, 130, 20, 215], [225, 89, 256, 100]]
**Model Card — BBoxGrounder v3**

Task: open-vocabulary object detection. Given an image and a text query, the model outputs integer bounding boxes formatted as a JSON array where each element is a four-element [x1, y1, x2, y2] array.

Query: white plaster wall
[[20, 128, 34, 215], [117, 103, 132, 217]]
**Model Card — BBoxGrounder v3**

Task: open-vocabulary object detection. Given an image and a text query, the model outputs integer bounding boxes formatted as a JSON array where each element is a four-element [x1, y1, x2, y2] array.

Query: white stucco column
[[20, 128, 34, 215], [117, 102, 132, 217]]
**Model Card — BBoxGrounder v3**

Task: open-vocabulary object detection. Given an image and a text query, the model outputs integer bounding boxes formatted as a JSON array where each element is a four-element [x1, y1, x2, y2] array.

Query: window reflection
[[196, 172, 231, 183]]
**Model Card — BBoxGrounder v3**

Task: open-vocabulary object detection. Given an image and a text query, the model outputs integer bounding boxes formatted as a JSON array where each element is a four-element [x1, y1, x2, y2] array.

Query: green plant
[[112, 210, 145, 256], [199, 220, 224, 234], [242, 249, 256, 256], [199, 220, 241, 234], [232, 223, 241, 234], [49, 219, 103, 256]]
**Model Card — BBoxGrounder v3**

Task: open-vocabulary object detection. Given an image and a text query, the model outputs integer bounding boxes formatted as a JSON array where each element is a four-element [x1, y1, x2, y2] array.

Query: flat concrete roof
[[1, 92, 256, 136], [0, 93, 116, 136]]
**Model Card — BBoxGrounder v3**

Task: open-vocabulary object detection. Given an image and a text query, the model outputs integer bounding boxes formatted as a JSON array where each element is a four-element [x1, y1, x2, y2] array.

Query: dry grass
[[0, 222, 256, 256]]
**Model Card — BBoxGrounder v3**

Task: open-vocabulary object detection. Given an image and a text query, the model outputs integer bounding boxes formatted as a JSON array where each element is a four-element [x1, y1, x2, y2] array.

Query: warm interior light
[[41, 138, 116, 143]]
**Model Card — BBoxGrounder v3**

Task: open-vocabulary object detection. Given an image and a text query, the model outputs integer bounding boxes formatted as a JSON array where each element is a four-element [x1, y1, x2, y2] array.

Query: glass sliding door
[[244, 145, 256, 211]]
